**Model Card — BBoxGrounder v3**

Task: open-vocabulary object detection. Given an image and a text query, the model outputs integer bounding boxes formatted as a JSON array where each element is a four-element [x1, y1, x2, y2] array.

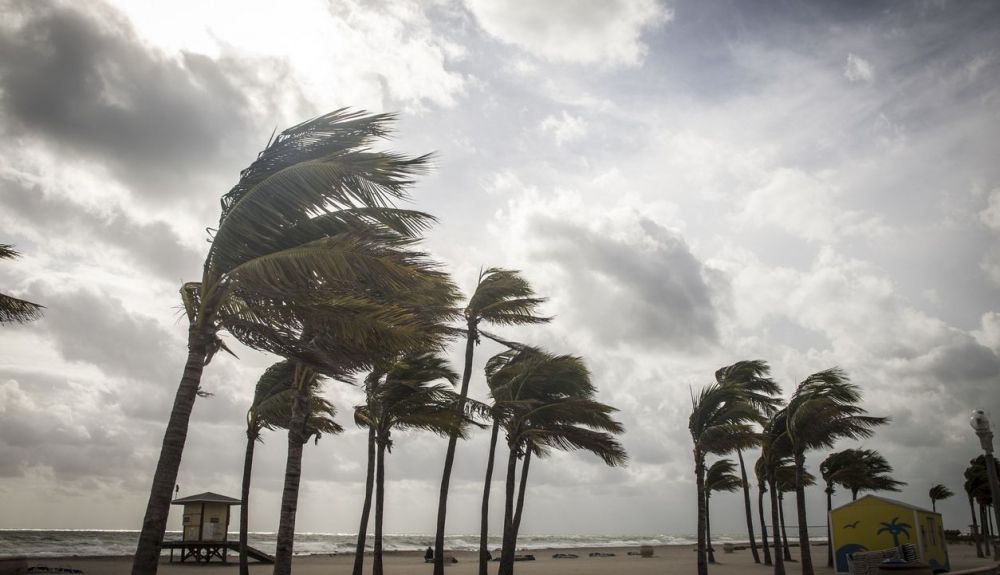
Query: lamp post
[[970, 410, 1000, 560]]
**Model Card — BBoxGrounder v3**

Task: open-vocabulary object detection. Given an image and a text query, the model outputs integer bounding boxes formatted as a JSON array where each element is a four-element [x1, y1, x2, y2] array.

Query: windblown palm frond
[[706, 459, 743, 495], [0, 244, 43, 324]]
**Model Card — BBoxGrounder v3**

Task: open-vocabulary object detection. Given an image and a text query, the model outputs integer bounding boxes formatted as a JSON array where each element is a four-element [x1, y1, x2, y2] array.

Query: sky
[[1, 0, 999, 540]]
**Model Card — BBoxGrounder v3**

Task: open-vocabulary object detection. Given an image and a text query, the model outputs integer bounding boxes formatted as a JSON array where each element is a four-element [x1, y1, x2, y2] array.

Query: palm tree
[[0, 244, 43, 324], [715, 360, 782, 564], [966, 470, 987, 558], [754, 457, 773, 566], [966, 456, 1000, 559], [775, 455, 814, 561], [132, 110, 445, 575], [690, 383, 762, 575], [929, 484, 953, 513], [705, 459, 742, 564], [238, 361, 341, 575], [784, 368, 888, 575], [820, 448, 904, 567], [351, 371, 383, 575], [494, 352, 626, 575], [433, 268, 549, 575], [355, 352, 481, 575]]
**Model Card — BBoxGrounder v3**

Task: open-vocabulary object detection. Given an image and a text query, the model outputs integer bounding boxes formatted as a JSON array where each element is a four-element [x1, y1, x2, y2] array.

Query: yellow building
[[830, 495, 949, 573], [171, 492, 241, 543]]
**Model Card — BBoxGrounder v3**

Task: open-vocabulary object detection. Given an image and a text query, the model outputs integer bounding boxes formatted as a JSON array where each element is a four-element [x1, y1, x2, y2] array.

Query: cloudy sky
[[1, 0, 999, 539]]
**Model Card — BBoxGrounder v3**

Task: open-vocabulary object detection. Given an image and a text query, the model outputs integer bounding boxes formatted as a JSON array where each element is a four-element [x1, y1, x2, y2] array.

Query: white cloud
[[973, 311, 1000, 352], [980, 187, 1000, 230], [844, 53, 875, 83], [739, 167, 887, 242], [463, 0, 670, 66], [539, 110, 588, 146]]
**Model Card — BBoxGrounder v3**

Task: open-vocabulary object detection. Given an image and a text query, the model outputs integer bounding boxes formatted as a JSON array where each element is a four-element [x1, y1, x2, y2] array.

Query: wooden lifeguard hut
[[163, 491, 273, 564]]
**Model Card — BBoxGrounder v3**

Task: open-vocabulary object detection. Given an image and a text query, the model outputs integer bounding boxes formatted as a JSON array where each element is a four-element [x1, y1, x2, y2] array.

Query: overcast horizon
[[1, 0, 1000, 539]]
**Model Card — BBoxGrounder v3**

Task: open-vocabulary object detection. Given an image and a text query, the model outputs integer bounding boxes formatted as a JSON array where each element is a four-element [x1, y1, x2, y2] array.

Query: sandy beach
[[21, 543, 997, 575]]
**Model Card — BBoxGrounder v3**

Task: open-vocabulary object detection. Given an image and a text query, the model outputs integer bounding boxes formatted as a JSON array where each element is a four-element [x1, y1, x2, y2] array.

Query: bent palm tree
[[929, 484, 953, 513], [0, 245, 43, 324], [239, 362, 340, 575], [132, 110, 443, 575], [495, 353, 626, 575], [690, 383, 762, 575], [754, 457, 773, 566], [715, 360, 782, 564], [785, 369, 887, 575], [433, 268, 549, 575], [705, 459, 742, 564], [356, 352, 482, 575]]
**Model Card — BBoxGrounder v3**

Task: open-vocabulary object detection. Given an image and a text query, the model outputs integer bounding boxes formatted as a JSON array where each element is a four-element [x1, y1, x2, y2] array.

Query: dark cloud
[[1, 179, 204, 283], [0, 0, 285, 204], [32, 287, 183, 383], [528, 215, 720, 351]]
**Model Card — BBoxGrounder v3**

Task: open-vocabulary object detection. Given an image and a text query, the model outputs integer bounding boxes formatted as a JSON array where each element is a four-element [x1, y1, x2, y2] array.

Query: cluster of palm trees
[[964, 455, 1000, 559], [129, 109, 627, 575], [690, 360, 894, 575]]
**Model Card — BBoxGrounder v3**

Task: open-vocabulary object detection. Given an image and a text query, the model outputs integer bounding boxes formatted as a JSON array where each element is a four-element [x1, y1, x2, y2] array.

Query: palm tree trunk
[[511, 449, 532, 543], [373, 440, 387, 575], [272, 380, 310, 575], [970, 496, 984, 558], [778, 493, 791, 561], [695, 449, 708, 575], [825, 487, 833, 568], [499, 445, 519, 575], [932, 500, 937, 513], [707, 493, 715, 564], [351, 426, 376, 575], [737, 449, 760, 563], [131, 326, 207, 575], [793, 451, 814, 575], [433, 324, 476, 575], [479, 419, 501, 575], [768, 477, 785, 575], [852, 488, 858, 501], [239, 429, 257, 575], [758, 483, 772, 566]]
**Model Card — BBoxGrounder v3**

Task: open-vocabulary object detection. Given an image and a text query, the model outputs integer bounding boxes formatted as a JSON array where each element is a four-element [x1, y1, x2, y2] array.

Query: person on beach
[[425, 546, 434, 561]]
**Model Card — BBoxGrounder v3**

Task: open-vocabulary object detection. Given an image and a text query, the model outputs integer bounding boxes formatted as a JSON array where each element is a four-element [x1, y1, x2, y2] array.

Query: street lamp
[[970, 410, 1000, 560]]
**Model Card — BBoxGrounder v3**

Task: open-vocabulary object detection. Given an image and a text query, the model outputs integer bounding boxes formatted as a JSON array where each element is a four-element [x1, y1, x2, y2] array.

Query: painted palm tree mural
[[877, 517, 912, 547]]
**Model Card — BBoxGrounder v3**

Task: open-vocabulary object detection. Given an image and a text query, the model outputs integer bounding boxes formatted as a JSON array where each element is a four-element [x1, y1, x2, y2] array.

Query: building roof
[[834, 494, 935, 515], [171, 492, 242, 506]]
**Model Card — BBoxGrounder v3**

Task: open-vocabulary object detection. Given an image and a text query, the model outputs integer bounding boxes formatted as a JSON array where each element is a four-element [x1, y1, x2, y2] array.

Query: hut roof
[[834, 494, 934, 514], [171, 492, 242, 506]]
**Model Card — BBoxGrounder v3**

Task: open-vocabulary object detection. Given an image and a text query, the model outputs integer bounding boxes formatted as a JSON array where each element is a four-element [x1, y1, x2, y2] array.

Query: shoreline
[[10, 543, 994, 575]]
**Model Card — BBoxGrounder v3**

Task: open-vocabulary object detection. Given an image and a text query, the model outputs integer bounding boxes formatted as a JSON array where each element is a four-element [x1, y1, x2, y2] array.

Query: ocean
[[0, 530, 721, 557]]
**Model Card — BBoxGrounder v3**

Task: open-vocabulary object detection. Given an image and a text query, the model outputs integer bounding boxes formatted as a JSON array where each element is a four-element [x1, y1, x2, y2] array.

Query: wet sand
[[22, 542, 997, 575]]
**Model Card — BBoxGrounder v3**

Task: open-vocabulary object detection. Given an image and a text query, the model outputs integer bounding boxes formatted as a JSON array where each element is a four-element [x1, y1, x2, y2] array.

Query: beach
[[21, 543, 997, 575]]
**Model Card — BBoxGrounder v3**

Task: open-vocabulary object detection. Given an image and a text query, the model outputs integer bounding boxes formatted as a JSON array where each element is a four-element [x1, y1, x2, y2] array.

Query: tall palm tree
[[433, 268, 549, 575], [715, 360, 782, 564], [966, 472, 986, 558], [775, 455, 814, 561], [784, 368, 887, 575], [495, 355, 626, 575], [929, 484, 953, 513], [0, 244, 43, 324], [238, 361, 341, 575], [705, 459, 742, 564], [132, 110, 445, 575], [351, 371, 383, 575], [966, 456, 1000, 559], [690, 383, 762, 575], [355, 352, 481, 575], [820, 448, 904, 567]]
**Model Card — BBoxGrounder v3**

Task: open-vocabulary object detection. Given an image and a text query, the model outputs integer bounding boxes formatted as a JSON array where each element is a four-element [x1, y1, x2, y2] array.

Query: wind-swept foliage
[[705, 459, 742, 563], [133, 110, 450, 575], [929, 484, 954, 512], [690, 382, 765, 575], [0, 244, 43, 324], [355, 351, 483, 575], [239, 361, 341, 575], [715, 360, 782, 564], [433, 267, 549, 575], [784, 368, 887, 575]]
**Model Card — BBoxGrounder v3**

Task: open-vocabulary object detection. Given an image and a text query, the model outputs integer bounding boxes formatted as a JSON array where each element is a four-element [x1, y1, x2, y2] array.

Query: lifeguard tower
[[163, 491, 273, 564]]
